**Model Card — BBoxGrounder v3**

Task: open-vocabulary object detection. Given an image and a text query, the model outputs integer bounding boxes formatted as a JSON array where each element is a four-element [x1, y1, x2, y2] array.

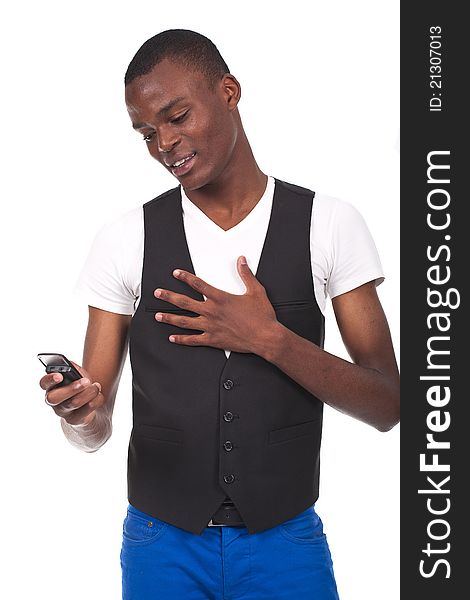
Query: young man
[[40, 29, 399, 599]]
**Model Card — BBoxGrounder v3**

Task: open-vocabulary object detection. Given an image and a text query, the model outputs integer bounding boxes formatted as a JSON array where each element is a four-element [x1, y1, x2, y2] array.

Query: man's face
[[125, 58, 239, 191]]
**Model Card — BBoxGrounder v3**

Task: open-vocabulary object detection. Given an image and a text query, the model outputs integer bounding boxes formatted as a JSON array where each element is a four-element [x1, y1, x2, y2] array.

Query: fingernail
[[169, 335, 176, 342], [240, 256, 247, 265], [94, 382, 102, 393], [52, 374, 61, 382], [173, 269, 181, 276], [155, 313, 163, 321], [154, 289, 162, 297]]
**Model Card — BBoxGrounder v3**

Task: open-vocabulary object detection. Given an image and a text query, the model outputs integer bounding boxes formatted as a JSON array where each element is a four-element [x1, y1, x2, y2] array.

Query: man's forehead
[[126, 83, 187, 114], [127, 94, 189, 128]]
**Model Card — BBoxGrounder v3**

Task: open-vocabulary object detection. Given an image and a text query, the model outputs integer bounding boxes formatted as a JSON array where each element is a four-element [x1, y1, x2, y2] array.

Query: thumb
[[237, 255, 257, 291]]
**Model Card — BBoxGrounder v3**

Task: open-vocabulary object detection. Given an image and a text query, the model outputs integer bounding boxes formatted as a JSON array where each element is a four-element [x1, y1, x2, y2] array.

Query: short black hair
[[124, 29, 230, 88]]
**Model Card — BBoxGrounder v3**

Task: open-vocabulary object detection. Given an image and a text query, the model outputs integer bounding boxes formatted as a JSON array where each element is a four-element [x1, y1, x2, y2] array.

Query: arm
[[41, 307, 131, 452], [260, 281, 400, 431]]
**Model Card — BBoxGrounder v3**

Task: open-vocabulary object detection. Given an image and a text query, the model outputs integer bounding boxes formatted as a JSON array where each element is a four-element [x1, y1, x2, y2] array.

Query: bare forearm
[[61, 408, 112, 452], [257, 323, 400, 431]]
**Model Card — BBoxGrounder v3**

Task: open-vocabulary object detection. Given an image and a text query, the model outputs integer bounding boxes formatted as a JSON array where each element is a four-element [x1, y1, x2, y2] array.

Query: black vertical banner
[[401, 3, 467, 598]]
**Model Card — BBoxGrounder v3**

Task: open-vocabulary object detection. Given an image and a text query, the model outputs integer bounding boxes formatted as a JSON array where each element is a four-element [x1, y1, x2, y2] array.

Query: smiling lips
[[165, 152, 196, 176]]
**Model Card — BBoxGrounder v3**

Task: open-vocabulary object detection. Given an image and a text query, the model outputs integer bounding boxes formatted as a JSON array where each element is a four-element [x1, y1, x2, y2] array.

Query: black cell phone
[[37, 353, 83, 387]]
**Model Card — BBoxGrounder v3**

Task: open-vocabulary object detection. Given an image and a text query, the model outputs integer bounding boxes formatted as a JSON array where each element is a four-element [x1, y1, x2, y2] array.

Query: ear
[[221, 74, 241, 111]]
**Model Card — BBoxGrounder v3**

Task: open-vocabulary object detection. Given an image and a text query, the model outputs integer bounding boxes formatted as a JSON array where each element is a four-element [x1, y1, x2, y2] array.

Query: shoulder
[[311, 193, 376, 254], [75, 205, 144, 314], [97, 205, 143, 239], [92, 183, 182, 250], [274, 178, 360, 223], [312, 192, 364, 224], [310, 191, 380, 254], [87, 206, 143, 259], [300, 187, 384, 299], [84, 205, 144, 279]]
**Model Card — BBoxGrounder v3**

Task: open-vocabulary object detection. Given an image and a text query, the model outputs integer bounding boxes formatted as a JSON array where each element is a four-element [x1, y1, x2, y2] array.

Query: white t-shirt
[[75, 176, 384, 324]]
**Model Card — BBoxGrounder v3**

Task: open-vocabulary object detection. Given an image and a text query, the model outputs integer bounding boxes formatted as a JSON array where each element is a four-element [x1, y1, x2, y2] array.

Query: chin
[[178, 170, 214, 192], [178, 178, 203, 191]]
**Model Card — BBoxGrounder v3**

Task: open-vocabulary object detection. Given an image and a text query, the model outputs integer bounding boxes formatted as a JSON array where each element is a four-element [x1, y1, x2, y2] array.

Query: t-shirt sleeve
[[74, 211, 141, 315], [326, 199, 385, 300]]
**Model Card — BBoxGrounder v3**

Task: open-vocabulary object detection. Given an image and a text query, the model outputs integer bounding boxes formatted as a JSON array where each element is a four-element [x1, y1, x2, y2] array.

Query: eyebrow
[[132, 96, 186, 129]]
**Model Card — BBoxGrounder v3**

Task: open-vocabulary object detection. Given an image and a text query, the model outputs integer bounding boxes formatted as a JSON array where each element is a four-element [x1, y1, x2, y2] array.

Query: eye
[[142, 132, 155, 143], [170, 110, 188, 124]]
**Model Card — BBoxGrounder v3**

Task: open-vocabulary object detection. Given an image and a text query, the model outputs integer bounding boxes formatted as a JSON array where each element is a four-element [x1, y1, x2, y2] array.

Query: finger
[[63, 406, 97, 427], [172, 269, 224, 300], [52, 382, 102, 417], [40, 372, 63, 391], [61, 390, 105, 426], [45, 376, 91, 407], [169, 333, 210, 346], [155, 312, 206, 332], [236, 255, 258, 292], [154, 287, 206, 313]]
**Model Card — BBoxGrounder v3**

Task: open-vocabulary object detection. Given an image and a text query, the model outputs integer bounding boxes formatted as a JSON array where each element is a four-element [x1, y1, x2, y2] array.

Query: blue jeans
[[120, 502, 340, 599]]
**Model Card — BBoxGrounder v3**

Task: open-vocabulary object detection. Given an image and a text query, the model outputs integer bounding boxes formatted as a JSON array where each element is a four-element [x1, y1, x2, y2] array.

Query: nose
[[157, 126, 179, 154]]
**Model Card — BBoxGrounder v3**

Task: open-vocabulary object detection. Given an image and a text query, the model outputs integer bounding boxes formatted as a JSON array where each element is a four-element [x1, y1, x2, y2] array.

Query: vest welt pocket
[[272, 300, 316, 311], [145, 305, 198, 317], [133, 423, 184, 445], [145, 301, 313, 314], [268, 418, 320, 445]]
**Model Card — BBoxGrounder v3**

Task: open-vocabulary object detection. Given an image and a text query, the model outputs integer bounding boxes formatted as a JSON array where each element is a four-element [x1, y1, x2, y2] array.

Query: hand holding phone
[[38, 353, 103, 427], [37, 353, 83, 387]]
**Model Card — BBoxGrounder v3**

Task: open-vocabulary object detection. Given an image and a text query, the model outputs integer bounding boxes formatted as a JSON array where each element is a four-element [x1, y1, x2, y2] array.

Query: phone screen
[[38, 353, 71, 369]]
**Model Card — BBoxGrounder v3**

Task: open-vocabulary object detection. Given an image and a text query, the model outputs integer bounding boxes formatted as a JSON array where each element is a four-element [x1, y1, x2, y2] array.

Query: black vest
[[127, 178, 325, 535]]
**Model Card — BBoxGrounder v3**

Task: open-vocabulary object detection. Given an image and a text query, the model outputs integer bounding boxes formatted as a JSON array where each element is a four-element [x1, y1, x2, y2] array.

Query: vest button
[[223, 440, 233, 451], [224, 474, 235, 484], [223, 412, 234, 422], [223, 379, 234, 390]]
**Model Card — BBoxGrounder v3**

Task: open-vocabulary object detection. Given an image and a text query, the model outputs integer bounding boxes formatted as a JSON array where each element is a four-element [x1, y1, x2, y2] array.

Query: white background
[[1, 1, 399, 598]]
